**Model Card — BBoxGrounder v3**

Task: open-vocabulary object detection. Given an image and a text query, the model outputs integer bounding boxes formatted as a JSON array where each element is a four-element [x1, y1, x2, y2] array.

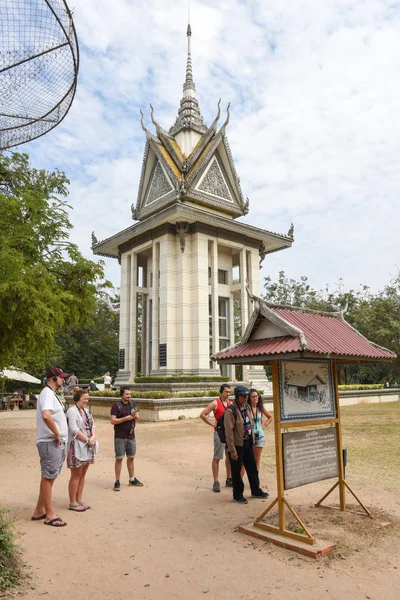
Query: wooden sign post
[[248, 358, 371, 549]]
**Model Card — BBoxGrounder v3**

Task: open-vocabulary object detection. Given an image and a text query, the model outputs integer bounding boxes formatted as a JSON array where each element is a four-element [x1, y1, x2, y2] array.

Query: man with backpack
[[110, 386, 143, 491], [224, 385, 269, 504], [200, 383, 232, 492]]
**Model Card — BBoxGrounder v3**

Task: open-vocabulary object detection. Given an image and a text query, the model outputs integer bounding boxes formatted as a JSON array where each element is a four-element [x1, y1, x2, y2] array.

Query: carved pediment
[[145, 160, 174, 206], [195, 155, 233, 202]]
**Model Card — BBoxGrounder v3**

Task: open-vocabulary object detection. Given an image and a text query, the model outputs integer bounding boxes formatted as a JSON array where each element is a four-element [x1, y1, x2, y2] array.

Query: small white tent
[[0, 368, 41, 384]]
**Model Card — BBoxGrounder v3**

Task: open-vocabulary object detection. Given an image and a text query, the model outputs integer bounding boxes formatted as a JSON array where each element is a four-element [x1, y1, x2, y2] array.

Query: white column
[[240, 248, 249, 334], [159, 233, 177, 372], [174, 232, 193, 371], [128, 252, 138, 380], [211, 240, 219, 371], [247, 248, 269, 387], [115, 253, 131, 384], [151, 242, 159, 373], [190, 232, 210, 373], [240, 248, 250, 381]]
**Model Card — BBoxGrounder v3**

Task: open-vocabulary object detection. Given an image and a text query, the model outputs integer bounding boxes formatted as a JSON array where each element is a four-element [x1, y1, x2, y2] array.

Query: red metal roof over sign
[[216, 305, 396, 362]]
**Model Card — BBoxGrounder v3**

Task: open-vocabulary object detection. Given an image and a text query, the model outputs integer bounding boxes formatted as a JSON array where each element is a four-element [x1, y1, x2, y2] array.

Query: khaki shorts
[[37, 440, 66, 479], [213, 431, 227, 460]]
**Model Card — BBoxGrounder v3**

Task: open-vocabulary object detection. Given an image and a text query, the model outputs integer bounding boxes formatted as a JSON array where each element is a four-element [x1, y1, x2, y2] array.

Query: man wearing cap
[[224, 385, 269, 504], [31, 367, 69, 527]]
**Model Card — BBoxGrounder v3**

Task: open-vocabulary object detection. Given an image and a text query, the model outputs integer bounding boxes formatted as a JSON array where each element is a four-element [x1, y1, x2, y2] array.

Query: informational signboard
[[279, 359, 335, 422], [282, 428, 339, 490]]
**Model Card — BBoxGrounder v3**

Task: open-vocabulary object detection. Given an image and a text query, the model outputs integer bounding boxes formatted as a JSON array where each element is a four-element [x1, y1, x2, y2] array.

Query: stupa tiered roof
[[93, 24, 293, 260], [134, 24, 249, 222]]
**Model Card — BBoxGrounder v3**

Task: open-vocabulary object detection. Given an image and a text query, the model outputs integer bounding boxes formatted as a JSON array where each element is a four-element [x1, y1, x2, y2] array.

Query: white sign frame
[[279, 359, 335, 422]]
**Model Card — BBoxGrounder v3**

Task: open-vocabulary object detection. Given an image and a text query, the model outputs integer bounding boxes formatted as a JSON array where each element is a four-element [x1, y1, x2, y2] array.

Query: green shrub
[[89, 390, 121, 398], [134, 376, 227, 383], [0, 508, 21, 591], [338, 384, 384, 391], [89, 390, 220, 400], [175, 390, 219, 398]]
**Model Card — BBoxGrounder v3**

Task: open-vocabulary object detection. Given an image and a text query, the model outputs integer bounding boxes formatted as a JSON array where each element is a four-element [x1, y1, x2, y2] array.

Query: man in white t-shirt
[[31, 367, 69, 527]]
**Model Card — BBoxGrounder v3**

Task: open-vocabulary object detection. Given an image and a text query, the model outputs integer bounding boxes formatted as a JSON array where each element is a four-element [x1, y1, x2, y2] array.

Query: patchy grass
[[340, 402, 400, 492], [260, 401, 400, 492], [0, 508, 22, 592]]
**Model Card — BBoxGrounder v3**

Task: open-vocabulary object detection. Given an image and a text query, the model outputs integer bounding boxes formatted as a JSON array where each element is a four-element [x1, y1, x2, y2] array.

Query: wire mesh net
[[0, 0, 79, 149]]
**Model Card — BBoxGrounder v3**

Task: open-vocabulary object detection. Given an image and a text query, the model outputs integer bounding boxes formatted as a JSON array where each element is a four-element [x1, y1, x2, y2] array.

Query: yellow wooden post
[[332, 359, 346, 510], [272, 361, 285, 531]]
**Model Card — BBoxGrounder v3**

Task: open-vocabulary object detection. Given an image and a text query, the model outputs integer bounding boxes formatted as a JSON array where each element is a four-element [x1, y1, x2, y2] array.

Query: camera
[[128, 409, 136, 435], [255, 432, 260, 441]]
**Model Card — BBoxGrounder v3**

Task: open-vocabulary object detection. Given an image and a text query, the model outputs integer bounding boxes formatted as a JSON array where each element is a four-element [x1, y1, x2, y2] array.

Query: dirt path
[[0, 411, 399, 600]]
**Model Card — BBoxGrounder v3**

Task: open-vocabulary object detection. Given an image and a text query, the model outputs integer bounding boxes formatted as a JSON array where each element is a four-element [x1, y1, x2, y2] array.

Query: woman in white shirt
[[102, 371, 112, 389], [66, 388, 96, 511]]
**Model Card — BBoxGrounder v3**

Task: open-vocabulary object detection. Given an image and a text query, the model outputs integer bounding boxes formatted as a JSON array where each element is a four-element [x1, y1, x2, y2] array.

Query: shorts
[[37, 440, 66, 479], [115, 438, 136, 459], [213, 431, 227, 460], [254, 434, 265, 448]]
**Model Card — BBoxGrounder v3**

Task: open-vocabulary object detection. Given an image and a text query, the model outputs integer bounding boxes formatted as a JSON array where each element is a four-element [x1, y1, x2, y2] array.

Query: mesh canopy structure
[[0, 0, 79, 149]]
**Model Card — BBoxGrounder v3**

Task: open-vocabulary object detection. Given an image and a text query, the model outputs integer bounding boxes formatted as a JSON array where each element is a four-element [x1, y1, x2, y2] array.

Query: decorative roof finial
[[169, 23, 207, 136], [139, 109, 156, 142], [218, 103, 231, 137]]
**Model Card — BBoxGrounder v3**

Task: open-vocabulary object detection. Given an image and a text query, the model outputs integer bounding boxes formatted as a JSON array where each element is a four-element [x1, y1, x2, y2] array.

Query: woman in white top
[[248, 388, 273, 474], [66, 388, 96, 511], [102, 371, 112, 389]]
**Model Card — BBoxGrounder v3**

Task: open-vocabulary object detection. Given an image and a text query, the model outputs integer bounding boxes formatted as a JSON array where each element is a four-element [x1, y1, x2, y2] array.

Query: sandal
[[44, 517, 67, 527], [69, 503, 86, 512], [77, 502, 91, 510], [31, 514, 46, 521]]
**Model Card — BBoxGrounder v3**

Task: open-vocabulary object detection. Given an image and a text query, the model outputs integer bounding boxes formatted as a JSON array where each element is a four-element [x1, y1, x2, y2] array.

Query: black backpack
[[116, 400, 136, 426], [216, 404, 237, 443]]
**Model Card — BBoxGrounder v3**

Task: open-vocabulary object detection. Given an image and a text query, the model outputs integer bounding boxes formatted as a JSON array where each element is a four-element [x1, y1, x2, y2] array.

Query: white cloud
[[16, 0, 400, 295]]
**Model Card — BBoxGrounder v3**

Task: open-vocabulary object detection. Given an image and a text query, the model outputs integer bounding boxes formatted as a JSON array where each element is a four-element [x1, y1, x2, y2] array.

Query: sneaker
[[225, 478, 233, 487], [233, 497, 248, 504], [251, 491, 269, 498], [114, 480, 120, 491], [129, 478, 144, 487], [212, 481, 221, 493]]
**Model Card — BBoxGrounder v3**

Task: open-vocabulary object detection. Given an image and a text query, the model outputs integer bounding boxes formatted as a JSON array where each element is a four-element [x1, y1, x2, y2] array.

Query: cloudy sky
[[17, 0, 400, 295]]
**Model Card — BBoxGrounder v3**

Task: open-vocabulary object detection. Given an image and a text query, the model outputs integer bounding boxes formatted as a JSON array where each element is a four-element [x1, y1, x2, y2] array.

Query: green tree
[[55, 291, 120, 379], [263, 271, 331, 310], [0, 152, 106, 372]]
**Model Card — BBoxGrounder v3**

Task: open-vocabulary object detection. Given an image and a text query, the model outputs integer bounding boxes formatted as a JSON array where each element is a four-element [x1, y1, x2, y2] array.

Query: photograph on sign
[[279, 359, 335, 422], [282, 428, 339, 490]]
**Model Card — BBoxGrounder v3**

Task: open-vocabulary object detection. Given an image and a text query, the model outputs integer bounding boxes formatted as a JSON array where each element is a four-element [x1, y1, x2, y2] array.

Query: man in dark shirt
[[224, 385, 269, 504], [110, 386, 143, 491]]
